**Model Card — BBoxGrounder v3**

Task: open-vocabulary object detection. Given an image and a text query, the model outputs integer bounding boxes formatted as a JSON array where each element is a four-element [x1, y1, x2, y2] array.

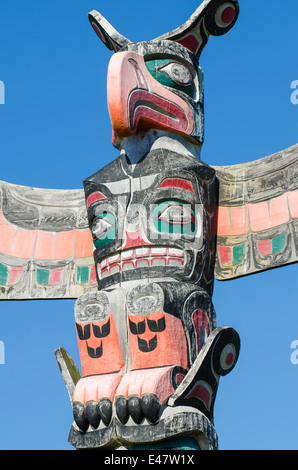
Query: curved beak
[[107, 51, 194, 144]]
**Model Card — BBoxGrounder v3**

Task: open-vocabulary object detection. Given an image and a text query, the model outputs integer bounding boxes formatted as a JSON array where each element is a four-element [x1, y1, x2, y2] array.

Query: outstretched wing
[[213, 143, 298, 280], [0, 180, 96, 299]]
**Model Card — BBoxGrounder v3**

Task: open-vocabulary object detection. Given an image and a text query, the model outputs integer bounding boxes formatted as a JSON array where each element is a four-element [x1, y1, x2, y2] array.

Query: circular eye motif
[[157, 62, 193, 87], [219, 343, 236, 371], [91, 213, 116, 247], [204, 2, 238, 36], [212, 328, 240, 377], [214, 3, 236, 28]]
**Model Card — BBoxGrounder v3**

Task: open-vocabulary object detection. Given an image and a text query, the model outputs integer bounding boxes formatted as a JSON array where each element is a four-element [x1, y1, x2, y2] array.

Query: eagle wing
[[213, 143, 298, 280], [0, 181, 96, 299]]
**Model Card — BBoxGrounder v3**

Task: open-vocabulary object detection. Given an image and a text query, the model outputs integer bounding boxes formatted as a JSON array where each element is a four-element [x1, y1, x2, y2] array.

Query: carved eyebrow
[[158, 178, 195, 194], [86, 191, 107, 209]]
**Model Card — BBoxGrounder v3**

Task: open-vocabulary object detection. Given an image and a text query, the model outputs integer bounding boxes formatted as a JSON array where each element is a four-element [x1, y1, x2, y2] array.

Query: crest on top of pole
[[88, 0, 239, 58]]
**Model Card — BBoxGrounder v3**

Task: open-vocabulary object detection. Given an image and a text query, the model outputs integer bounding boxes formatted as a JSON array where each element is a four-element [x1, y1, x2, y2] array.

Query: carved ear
[[156, 0, 239, 59], [88, 1, 239, 58], [88, 10, 132, 52]]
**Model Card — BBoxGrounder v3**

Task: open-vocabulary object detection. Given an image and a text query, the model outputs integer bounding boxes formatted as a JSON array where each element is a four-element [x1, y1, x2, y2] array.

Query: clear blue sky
[[0, 0, 297, 450]]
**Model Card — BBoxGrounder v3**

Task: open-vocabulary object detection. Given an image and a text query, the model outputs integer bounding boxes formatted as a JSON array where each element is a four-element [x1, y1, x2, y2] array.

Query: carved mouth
[[97, 246, 185, 280], [128, 89, 189, 134]]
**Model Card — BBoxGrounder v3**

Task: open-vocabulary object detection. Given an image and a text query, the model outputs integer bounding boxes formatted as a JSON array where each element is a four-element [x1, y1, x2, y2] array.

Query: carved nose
[[121, 228, 151, 250], [126, 203, 142, 226], [121, 203, 152, 250]]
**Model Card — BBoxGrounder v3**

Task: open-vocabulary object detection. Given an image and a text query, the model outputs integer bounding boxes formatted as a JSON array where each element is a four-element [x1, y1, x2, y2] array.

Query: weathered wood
[[54, 347, 81, 402]]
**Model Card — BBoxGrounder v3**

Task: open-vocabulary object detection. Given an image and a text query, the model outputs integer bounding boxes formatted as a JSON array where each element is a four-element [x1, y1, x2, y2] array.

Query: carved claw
[[127, 396, 143, 424], [116, 393, 161, 424], [86, 401, 100, 428], [73, 402, 89, 432], [141, 394, 161, 423], [98, 398, 113, 426], [115, 396, 129, 425], [73, 398, 113, 431], [114, 365, 179, 425]]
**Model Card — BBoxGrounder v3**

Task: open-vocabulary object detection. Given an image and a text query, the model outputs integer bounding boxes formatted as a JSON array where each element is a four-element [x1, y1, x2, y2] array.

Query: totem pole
[[0, 0, 297, 450], [69, 1, 242, 450]]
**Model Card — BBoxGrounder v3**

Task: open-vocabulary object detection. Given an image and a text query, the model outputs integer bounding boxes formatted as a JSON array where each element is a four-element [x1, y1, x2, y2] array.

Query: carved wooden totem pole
[[69, 1, 242, 450], [0, 0, 297, 451]]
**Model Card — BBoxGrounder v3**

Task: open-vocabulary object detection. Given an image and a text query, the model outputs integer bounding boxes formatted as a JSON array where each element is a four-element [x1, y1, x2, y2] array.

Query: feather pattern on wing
[[0, 181, 95, 299], [213, 143, 298, 280]]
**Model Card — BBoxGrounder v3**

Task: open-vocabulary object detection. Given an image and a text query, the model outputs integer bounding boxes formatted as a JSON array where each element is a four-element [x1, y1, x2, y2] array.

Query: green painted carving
[[36, 268, 50, 286], [0, 263, 8, 285], [145, 59, 196, 97]]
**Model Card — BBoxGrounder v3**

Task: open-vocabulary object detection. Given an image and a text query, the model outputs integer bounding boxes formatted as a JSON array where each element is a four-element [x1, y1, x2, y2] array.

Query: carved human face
[[107, 41, 204, 146], [84, 150, 216, 293]]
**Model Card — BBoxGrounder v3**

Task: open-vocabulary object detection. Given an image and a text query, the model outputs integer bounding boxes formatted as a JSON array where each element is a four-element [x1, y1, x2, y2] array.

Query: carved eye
[[91, 214, 116, 247], [153, 200, 197, 236], [156, 62, 193, 87], [145, 58, 195, 97], [157, 203, 195, 225], [92, 217, 113, 239]]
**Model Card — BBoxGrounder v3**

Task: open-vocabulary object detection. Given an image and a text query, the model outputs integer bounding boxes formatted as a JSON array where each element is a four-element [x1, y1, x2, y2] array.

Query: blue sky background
[[0, 0, 297, 450]]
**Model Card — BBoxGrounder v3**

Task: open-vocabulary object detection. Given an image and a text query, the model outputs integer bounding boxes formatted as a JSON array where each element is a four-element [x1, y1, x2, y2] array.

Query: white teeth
[[110, 265, 120, 275], [99, 246, 185, 279], [136, 259, 150, 268], [122, 249, 134, 260], [168, 248, 183, 257], [151, 247, 167, 255], [135, 247, 150, 257], [109, 254, 120, 263], [151, 258, 166, 267], [101, 269, 109, 279], [168, 258, 184, 267], [122, 261, 134, 271], [100, 259, 107, 269]]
